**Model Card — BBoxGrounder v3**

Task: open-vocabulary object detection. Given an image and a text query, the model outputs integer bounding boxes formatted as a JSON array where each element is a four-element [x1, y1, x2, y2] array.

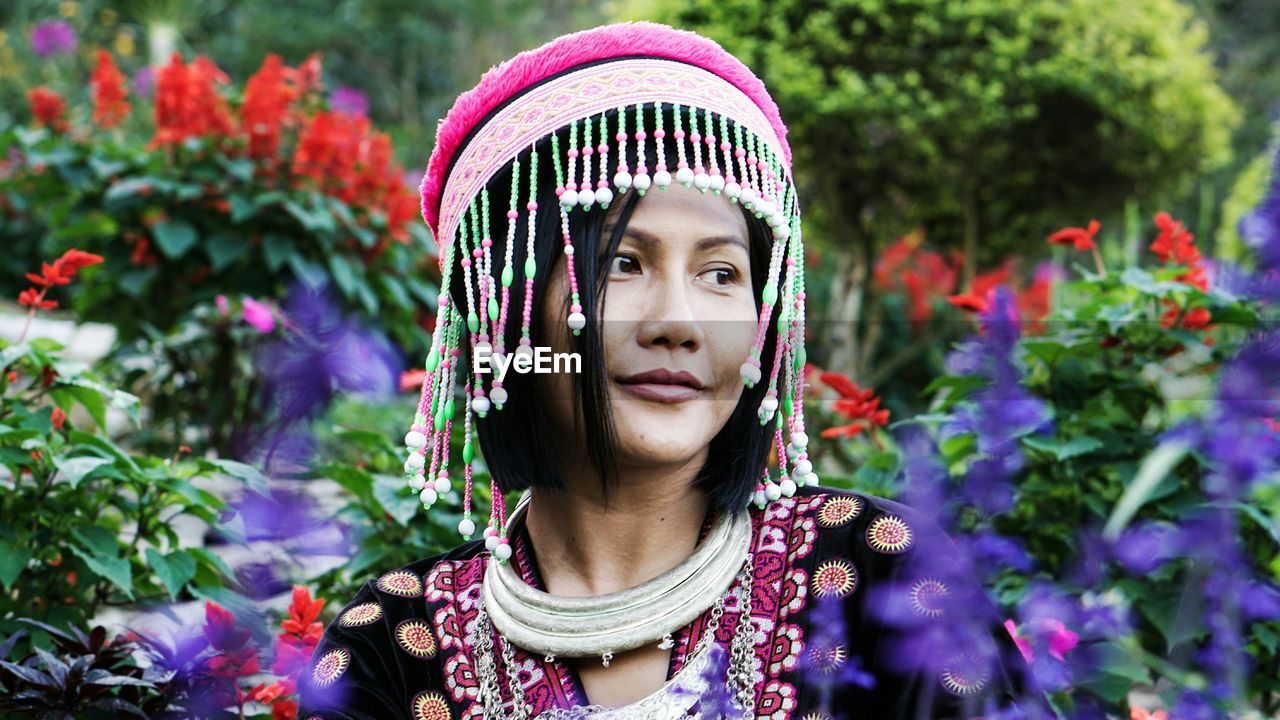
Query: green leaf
[[1104, 441, 1190, 538], [1021, 435, 1103, 460], [54, 456, 113, 489], [205, 233, 251, 272], [373, 473, 420, 526], [145, 548, 196, 600], [152, 220, 199, 259], [0, 541, 32, 590], [229, 194, 257, 223], [217, 156, 254, 182], [287, 252, 328, 288], [263, 234, 292, 271], [328, 254, 359, 299], [188, 547, 238, 585], [72, 525, 118, 557], [203, 458, 269, 495], [68, 545, 133, 599]]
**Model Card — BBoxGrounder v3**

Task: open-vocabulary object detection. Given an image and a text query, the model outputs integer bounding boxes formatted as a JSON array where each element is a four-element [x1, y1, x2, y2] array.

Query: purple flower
[[329, 86, 368, 117], [133, 65, 155, 97], [670, 641, 740, 718], [1112, 521, 1182, 575], [29, 20, 77, 58]]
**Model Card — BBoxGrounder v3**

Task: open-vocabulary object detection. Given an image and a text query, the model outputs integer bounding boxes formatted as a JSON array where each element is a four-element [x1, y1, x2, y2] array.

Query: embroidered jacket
[[298, 485, 1056, 719]]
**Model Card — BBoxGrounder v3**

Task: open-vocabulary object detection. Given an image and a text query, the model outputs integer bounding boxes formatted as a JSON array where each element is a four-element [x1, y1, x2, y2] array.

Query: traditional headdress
[[404, 21, 818, 561]]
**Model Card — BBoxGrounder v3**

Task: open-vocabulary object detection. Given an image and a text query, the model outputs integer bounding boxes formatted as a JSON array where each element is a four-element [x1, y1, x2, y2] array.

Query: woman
[[299, 21, 1053, 720]]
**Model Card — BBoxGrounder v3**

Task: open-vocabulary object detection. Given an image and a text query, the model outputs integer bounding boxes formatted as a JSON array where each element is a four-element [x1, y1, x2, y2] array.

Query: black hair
[[445, 104, 781, 516]]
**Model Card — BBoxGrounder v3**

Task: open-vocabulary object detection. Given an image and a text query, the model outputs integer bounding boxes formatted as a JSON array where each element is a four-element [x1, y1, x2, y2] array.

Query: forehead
[[607, 182, 748, 244]]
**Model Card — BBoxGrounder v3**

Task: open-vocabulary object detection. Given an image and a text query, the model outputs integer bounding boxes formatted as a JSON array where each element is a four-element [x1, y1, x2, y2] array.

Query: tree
[[646, 0, 1238, 376]]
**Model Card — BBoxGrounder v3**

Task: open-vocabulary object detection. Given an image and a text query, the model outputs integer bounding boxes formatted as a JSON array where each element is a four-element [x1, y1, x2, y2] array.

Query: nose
[[635, 272, 705, 352]]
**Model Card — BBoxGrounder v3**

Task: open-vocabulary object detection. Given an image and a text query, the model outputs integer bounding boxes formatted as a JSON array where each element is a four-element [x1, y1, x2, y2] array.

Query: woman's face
[[539, 181, 758, 472]]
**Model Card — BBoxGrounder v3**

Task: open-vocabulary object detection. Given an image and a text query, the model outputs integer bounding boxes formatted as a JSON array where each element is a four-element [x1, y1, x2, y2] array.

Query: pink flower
[[241, 297, 276, 333], [1043, 618, 1079, 661], [215, 294, 230, 316], [1003, 619, 1033, 663]]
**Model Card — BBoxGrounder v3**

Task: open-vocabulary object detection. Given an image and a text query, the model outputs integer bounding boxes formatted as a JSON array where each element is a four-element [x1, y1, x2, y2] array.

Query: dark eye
[[610, 254, 640, 275], [702, 267, 740, 286]]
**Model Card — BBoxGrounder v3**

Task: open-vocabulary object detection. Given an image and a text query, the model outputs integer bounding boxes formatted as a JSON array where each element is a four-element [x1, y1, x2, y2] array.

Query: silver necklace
[[482, 491, 754, 660], [473, 553, 759, 720]]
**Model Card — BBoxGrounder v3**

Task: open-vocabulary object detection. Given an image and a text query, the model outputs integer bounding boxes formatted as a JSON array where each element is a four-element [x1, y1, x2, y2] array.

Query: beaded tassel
[[674, 103, 692, 187], [633, 102, 650, 194], [706, 109, 724, 194], [613, 104, 632, 193], [690, 105, 710, 192], [517, 143, 540, 361], [653, 103, 671, 190], [490, 157, 521, 411], [552, 128, 587, 335], [595, 114, 613, 207]]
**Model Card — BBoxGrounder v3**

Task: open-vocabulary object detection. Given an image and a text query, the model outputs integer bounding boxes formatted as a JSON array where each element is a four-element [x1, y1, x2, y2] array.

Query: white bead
[[804, 472, 820, 487], [765, 483, 782, 501], [490, 386, 508, 405], [472, 395, 491, 415], [709, 175, 726, 192], [564, 244, 575, 255], [791, 431, 809, 449], [654, 169, 672, 188], [578, 188, 595, 207], [675, 167, 694, 186], [419, 487, 438, 505], [760, 396, 779, 416], [740, 362, 761, 386], [794, 458, 813, 476], [771, 212, 787, 229], [725, 182, 741, 198], [560, 189, 578, 208], [567, 312, 586, 331], [693, 172, 711, 191], [409, 473, 427, 491], [757, 199, 775, 218], [613, 171, 632, 190], [780, 478, 797, 497], [434, 476, 451, 494], [485, 535, 499, 551], [404, 431, 427, 450], [753, 489, 766, 507], [776, 225, 791, 241], [739, 187, 757, 207], [595, 187, 613, 205], [458, 518, 476, 536], [404, 452, 425, 473], [632, 173, 651, 191], [516, 344, 535, 360], [495, 543, 513, 561]]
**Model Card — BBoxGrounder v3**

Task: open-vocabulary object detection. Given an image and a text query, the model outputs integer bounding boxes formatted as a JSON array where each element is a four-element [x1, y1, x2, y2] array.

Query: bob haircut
[[443, 103, 780, 516]]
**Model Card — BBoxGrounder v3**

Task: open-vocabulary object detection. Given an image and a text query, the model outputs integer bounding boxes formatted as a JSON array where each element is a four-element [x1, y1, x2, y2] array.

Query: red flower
[[18, 288, 57, 310], [292, 110, 368, 199], [90, 50, 130, 130], [281, 585, 324, 637], [872, 229, 958, 329], [947, 292, 989, 314], [816, 371, 890, 441], [241, 54, 304, 159], [203, 600, 251, 653], [26, 87, 68, 132], [1047, 219, 1101, 251], [1151, 212, 1201, 266], [51, 407, 66, 430], [400, 368, 427, 393], [150, 53, 235, 149]]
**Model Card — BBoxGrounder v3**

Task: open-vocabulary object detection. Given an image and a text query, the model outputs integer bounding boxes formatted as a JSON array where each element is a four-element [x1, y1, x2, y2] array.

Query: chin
[[612, 397, 721, 461]]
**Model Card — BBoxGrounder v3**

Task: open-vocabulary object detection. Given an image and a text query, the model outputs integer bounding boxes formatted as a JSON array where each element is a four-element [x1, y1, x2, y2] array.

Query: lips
[[616, 368, 705, 404]]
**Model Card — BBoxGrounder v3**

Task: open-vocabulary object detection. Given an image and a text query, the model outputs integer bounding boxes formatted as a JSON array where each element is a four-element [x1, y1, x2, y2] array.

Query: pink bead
[[720, 141, 731, 151], [597, 144, 607, 153], [735, 148, 746, 158], [597, 179, 609, 189], [583, 146, 594, 156], [677, 161, 688, 169], [555, 187, 565, 196], [507, 209, 518, 219], [439, 296, 450, 306], [519, 337, 531, 346], [526, 201, 538, 211], [786, 257, 795, 266], [479, 333, 489, 342], [705, 135, 716, 145], [616, 132, 627, 142], [472, 248, 482, 258], [654, 129, 665, 139], [461, 258, 471, 267], [566, 181, 576, 191], [690, 133, 701, 143], [674, 129, 685, 139], [797, 291, 806, 300], [567, 149, 578, 158], [636, 130, 646, 140], [570, 303, 582, 312], [482, 238, 492, 248]]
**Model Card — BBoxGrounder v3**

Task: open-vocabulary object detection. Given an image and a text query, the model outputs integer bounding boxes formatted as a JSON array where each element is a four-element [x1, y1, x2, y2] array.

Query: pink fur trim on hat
[[418, 21, 792, 237]]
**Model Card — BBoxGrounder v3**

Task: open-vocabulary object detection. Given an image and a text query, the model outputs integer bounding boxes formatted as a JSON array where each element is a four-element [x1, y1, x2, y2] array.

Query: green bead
[[433, 409, 445, 430], [488, 297, 499, 321], [776, 311, 788, 334], [502, 265, 514, 287], [445, 398, 456, 419], [467, 311, 479, 334], [783, 393, 794, 416], [524, 257, 537, 279], [425, 348, 440, 372], [463, 442, 474, 463], [794, 346, 806, 371], [776, 411, 784, 428], [762, 282, 777, 307]]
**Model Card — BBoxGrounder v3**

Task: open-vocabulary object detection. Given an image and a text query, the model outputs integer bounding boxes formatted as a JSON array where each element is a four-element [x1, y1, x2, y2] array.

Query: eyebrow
[[613, 225, 749, 254]]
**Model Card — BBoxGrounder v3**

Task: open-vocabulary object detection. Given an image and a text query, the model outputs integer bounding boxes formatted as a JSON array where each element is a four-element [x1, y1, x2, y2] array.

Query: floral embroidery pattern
[[816, 494, 862, 527], [412, 690, 453, 720], [310, 647, 350, 688], [940, 653, 991, 696], [805, 643, 847, 675], [866, 514, 914, 554], [338, 602, 383, 628], [811, 559, 858, 598], [909, 577, 950, 618], [397, 619, 438, 658], [378, 569, 424, 597]]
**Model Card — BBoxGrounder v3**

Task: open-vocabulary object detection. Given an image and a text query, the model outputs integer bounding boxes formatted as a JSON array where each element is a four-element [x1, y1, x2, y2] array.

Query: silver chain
[[474, 552, 757, 719]]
